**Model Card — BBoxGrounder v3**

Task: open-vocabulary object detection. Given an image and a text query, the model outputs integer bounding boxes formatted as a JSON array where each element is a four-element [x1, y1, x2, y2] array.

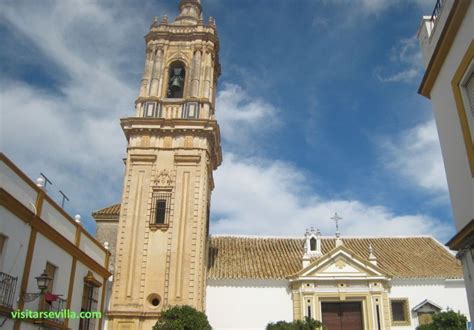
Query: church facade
[[94, 1, 470, 329]]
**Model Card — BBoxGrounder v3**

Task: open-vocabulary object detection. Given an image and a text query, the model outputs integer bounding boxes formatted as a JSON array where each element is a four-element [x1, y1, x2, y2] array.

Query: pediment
[[290, 245, 388, 280], [318, 257, 366, 275]]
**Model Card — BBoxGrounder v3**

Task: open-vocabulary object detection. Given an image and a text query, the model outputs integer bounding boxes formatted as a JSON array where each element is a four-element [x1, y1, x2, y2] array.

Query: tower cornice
[[120, 117, 222, 169], [145, 28, 219, 50]]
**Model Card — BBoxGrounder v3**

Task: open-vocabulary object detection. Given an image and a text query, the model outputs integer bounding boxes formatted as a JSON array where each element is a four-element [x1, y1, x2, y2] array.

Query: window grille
[[79, 282, 99, 330], [151, 191, 171, 226]]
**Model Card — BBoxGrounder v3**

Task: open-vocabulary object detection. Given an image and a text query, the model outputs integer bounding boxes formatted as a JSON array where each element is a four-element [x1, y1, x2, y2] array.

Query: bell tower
[[107, 0, 222, 328]]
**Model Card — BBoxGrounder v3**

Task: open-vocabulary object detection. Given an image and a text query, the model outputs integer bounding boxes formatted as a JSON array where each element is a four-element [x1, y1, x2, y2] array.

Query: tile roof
[[207, 236, 463, 280], [92, 204, 121, 218]]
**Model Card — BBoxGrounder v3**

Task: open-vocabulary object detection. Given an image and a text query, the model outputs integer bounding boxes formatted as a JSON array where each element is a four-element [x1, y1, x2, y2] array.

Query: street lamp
[[21, 269, 52, 302], [35, 270, 51, 294]]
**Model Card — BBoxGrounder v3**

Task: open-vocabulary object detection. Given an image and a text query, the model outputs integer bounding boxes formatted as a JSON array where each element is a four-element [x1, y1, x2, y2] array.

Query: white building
[[417, 0, 474, 320], [0, 153, 110, 329], [205, 235, 468, 330], [95, 203, 469, 329]]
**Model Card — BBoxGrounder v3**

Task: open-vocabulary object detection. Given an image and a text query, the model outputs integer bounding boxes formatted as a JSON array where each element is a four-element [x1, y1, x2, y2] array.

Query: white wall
[[0, 207, 31, 309], [79, 233, 107, 266], [425, 3, 474, 319], [206, 279, 293, 330], [41, 200, 77, 243], [429, 1, 474, 234], [0, 161, 37, 214], [24, 232, 73, 312], [390, 279, 470, 330]]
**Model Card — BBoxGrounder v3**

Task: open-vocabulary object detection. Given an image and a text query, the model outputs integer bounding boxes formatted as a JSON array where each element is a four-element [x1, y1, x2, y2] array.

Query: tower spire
[[176, 0, 202, 24]]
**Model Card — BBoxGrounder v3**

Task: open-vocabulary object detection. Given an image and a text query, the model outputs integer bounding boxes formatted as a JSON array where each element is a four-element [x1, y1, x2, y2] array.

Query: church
[[93, 0, 470, 329]]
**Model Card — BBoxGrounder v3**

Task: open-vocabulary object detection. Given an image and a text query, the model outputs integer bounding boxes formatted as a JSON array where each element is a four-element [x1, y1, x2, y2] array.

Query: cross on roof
[[331, 212, 343, 237]]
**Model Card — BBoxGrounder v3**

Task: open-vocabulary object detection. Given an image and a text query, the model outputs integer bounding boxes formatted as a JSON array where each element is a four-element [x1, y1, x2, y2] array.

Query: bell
[[170, 78, 182, 89]]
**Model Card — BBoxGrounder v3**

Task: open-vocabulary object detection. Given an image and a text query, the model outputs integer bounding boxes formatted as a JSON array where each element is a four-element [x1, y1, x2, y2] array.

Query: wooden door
[[322, 302, 363, 330]]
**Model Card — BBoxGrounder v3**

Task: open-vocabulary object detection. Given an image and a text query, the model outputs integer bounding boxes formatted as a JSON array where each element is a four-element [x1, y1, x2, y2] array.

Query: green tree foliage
[[266, 317, 323, 330], [153, 305, 212, 330], [416, 310, 468, 330]]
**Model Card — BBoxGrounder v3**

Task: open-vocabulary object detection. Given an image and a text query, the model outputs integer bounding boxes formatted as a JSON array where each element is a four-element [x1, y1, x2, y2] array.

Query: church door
[[321, 302, 363, 330]]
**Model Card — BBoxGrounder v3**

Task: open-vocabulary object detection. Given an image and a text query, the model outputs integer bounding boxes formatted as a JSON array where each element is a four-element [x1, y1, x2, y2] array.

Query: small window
[[155, 199, 167, 224], [310, 237, 316, 251], [150, 191, 171, 228], [390, 299, 410, 326]]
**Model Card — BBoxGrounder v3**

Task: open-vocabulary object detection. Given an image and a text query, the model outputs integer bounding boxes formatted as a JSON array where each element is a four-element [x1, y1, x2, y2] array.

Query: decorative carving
[[335, 258, 346, 269], [150, 16, 159, 29], [154, 170, 173, 187]]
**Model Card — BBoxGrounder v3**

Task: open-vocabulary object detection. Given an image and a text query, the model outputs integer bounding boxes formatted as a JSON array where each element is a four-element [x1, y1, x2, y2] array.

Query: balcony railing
[[49, 297, 67, 325], [430, 0, 446, 24], [39, 297, 67, 325], [0, 271, 18, 309]]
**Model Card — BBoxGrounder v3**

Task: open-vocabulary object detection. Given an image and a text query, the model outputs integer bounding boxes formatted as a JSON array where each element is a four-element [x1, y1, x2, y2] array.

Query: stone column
[[209, 53, 215, 102], [150, 48, 163, 96], [202, 49, 212, 99], [140, 49, 154, 97], [191, 49, 202, 98]]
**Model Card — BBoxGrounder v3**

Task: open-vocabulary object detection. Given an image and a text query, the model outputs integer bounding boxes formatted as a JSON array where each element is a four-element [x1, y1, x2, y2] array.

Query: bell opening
[[167, 62, 186, 98]]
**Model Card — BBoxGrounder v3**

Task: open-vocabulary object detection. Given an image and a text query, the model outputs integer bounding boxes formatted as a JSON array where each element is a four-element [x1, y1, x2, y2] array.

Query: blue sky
[[0, 0, 454, 241]]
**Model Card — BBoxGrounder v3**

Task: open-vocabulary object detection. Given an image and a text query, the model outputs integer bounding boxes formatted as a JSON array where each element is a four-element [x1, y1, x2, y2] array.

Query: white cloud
[[346, 0, 433, 15], [0, 79, 126, 229], [376, 35, 424, 83], [360, 0, 393, 13], [211, 153, 452, 240], [380, 119, 448, 195], [216, 83, 280, 149], [0, 1, 152, 229]]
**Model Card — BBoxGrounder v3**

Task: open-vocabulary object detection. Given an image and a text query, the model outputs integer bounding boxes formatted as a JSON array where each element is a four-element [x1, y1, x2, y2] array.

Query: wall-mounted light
[[21, 269, 52, 302]]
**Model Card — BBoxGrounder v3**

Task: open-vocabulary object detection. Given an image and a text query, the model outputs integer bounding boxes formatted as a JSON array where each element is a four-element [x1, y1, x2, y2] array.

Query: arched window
[[167, 61, 186, 98], [310, 237, 316, 251]]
